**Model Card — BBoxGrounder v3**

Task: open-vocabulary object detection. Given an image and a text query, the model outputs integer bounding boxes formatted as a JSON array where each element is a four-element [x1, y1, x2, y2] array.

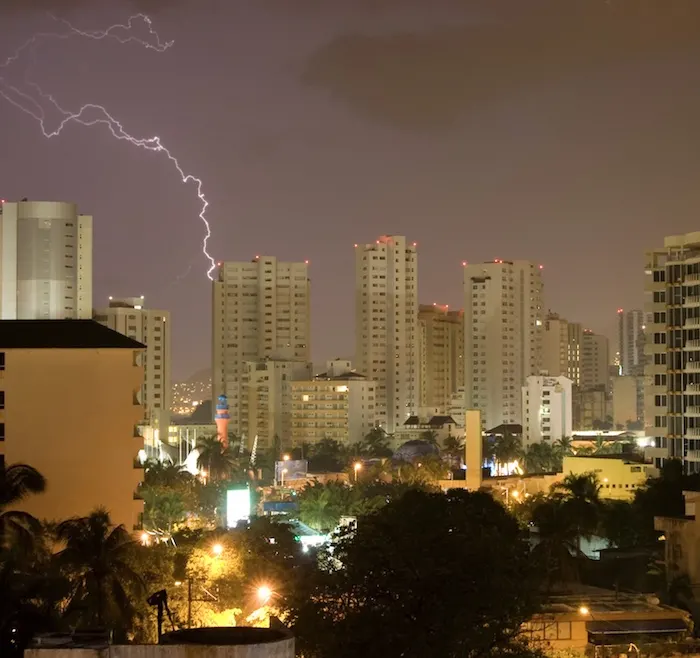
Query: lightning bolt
[[0, 14, 217, 280]]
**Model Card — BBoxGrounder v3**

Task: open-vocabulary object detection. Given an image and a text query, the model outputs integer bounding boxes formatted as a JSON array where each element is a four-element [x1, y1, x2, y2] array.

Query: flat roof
[[0, 320, 144, 349]]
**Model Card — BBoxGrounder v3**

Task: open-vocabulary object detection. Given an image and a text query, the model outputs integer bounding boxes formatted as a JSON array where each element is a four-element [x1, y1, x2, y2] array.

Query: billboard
[[226, 488, 251, 528], [275, 459, 308, 484]]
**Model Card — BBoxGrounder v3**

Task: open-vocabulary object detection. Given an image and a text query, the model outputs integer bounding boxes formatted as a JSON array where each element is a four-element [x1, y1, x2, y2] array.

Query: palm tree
[[56, 509, 143, 630], [143, 460, 191, 489], [364, 427, 392, 458], [524, 442, 558, 474], [195, 436, 238, 481], [297, 481, 351, 533], [493, 432, 522, 466], [419, 430, 439, 447], [0, 463, 46, 550], [442, 435, 463, 467], [551, 472, 602, 551]]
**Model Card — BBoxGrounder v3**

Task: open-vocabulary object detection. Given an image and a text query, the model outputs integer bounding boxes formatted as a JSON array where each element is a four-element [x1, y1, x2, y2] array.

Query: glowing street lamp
[[212, 543, 224, 557], [140, 532, 150, 546], [578, 606, 590, 616], [353, 462, 362, 483], [282, 454, 291, 461], [257, 585, 272, 604]]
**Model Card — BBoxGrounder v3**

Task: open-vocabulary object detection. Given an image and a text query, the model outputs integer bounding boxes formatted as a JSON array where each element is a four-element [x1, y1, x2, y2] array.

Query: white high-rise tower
[[463, 259, 543, 429], [355, 235, 418, 433], [212, 257, 311, 440], [0, 200, 92, 319]]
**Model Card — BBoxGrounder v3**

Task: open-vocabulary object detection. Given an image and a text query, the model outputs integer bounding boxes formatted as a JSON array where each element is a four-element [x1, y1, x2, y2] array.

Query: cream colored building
[[522, 375, 573, 448], [612, 375, 639, 427], [572, 386, 609, 430], [581, 330, 609, 390], [645, 232, 700, 470], [291, 360, 376, 447], [562, 455, 656, 500], [241, 358, 312, 450], [0, 320, 144, 530], [541, 312, 581, 385], [0, 200, 92, 320], [656, 490, 700, 597], [212, 257, 311, 437], [463, 260, 544, 429], [418, 304, 463, 413], [95, 296, 171, 434], [355, 235, 418, 433]]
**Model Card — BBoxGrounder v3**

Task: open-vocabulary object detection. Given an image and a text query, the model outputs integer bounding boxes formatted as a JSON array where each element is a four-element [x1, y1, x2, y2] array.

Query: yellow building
[[0, 320, 145, 530], [562, 455, 657, 500], [524, 585, 688, 654], [291, 360, 376, 447]]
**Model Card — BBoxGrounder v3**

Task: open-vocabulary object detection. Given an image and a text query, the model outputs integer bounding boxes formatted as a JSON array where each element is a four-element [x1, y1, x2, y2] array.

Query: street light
[[257, 585, 272, 604], [282, 454, 291, 461], [140, 532, 150, 546], [578, 606, 590, 616], [212, 543, 224, 557], [353, 462, 362, 483]]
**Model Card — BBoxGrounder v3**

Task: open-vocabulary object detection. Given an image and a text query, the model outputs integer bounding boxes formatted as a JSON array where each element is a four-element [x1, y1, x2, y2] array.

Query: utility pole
[[187, 578, 192, 628]]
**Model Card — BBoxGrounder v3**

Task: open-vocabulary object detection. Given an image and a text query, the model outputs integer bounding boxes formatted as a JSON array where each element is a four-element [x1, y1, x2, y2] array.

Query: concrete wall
[[26, 640, 295, 658]]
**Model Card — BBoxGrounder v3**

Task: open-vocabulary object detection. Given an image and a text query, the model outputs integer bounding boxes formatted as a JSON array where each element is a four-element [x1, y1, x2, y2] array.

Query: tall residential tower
[[463, 260, 543, 429], [618, 308, 646, 376], [212, 257, 311, 441], [94, 296, 171, 433], [0, 200, 92, 319], [355, 235, 418, 433]]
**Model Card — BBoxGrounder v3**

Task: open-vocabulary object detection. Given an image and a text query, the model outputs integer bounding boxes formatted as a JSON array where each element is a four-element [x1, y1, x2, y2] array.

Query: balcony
[[686, 406, 700, 416], [687, 362, 700, 372], [686, 318, 700, 328], [684, 339, 700, 349], [687, 274, 700, 283], [687, 450, 700, 461], [686, 428, 700, 438]]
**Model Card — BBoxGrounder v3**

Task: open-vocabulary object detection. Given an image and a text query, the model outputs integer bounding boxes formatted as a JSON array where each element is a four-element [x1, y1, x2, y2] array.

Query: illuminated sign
[[226, 488, 251, 528]]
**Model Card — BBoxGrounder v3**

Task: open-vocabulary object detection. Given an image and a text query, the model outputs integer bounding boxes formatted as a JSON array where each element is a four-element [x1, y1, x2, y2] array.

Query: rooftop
[[0, 320, 144, 349]]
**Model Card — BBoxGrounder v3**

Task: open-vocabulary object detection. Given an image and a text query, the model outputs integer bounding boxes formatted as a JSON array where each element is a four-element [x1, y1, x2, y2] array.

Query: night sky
[[1, 0, 699, 380]]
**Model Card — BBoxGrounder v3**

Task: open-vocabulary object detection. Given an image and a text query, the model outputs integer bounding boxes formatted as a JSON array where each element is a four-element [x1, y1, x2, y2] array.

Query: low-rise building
[[522, 375, 573, 448], [655, 490, 700, 597], [291, 360, 376, 447], [393, 414, 462, 445], [0, 320, 144, 530], [523, 585, 688, 654], [562, 454, 657, 500]]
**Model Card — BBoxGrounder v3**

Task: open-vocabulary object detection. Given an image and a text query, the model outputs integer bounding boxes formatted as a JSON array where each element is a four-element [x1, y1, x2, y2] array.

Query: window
[[0, 391, 4, 409], [0, 353, 5, 370], [0, 423, 5, 441]]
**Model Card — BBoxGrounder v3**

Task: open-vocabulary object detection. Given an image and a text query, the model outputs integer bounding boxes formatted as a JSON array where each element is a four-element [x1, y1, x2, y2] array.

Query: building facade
[[581, 330, 610, 390], [95, 296, 171, 433], [355, 235, 418, 433], [0, 200, 92, 320], [645, 232, 700, 470], [521, 375, 573, 447], [241, 358, 312, 450], [0, 320, 144, 530], [417, 304, 464, 413], [618, 308, 646, 376], [463, 260, 544, 429], [291, 360, 376, 447], [541, 312, 582, 385], [212, 257, 311, 437]]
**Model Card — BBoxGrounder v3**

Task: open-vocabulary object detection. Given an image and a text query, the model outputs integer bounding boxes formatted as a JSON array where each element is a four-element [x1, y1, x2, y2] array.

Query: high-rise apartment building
[[355, 235, 418, 433], [0, 320, 144, 530], [241, 358, 312, 450], [541, 311, 582, 385], [291, 360, 377, 447], [0, 200, 92, 319], [463, 260, 544, 429], [618, 308, 646, 376], [95, 296, 171, 432], [645, 232, 700, 471], [418, 304, 464, 413], [212, 257, 311, 439], [521, 375, 573, 448], [581, 330, 610, 390]]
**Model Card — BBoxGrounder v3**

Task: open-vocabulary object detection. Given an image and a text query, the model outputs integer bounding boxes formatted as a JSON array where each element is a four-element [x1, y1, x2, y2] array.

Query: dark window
[[0, 353, 5, 371], [0, 424, 5, 441], [0, 392, 5, 409]]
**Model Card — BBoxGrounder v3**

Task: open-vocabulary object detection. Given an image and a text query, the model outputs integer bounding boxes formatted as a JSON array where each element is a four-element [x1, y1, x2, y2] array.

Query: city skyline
[[2, 1, 700, 378]]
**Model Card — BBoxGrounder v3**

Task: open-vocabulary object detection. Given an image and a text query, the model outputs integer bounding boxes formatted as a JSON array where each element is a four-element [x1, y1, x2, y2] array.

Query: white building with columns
[[522, 375, 573, 448]]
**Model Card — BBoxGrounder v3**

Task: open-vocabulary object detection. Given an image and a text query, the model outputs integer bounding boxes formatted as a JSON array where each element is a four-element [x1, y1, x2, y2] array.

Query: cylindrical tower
[[215, 394, 230, 448]]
